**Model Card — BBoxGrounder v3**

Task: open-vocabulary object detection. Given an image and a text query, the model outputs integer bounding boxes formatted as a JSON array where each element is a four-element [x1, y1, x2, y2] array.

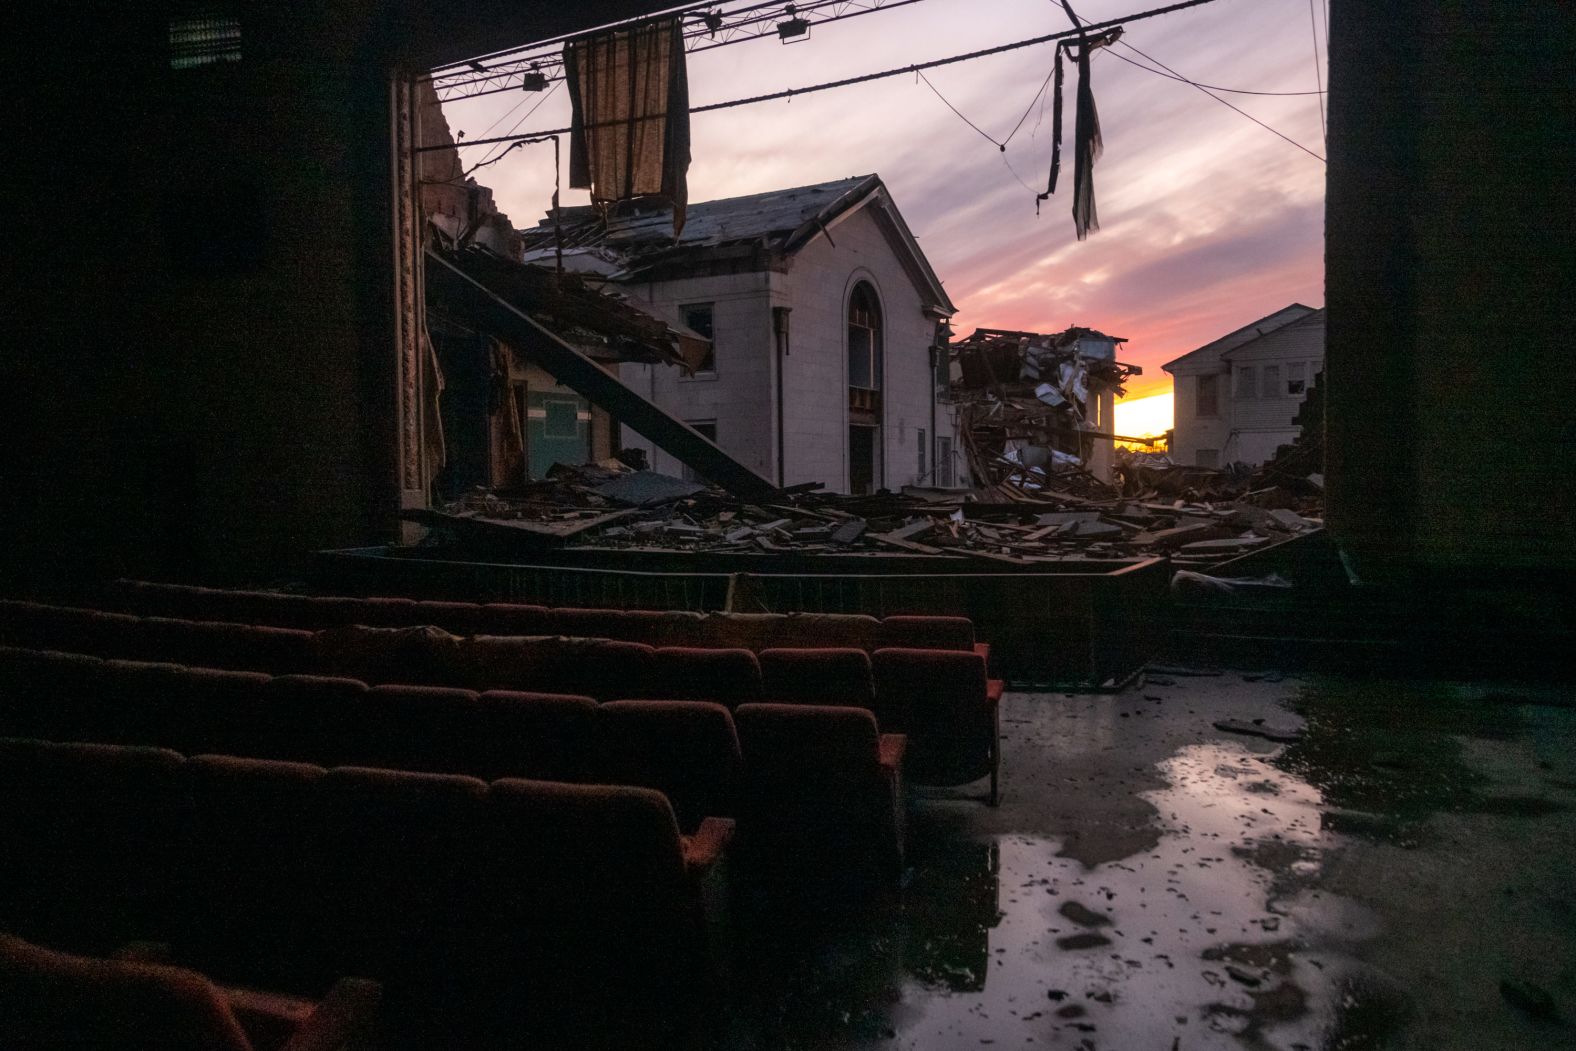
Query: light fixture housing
[[777, 5, 809, 43], [520, 67, 547, 91]]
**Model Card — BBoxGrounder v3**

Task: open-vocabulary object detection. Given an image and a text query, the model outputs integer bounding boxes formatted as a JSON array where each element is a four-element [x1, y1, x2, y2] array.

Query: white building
[[519, 175, 961, 494], [1162, 305, 1325, 468]]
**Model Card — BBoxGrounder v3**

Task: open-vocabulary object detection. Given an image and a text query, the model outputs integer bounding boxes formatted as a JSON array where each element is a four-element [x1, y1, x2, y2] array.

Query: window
[[1234, 366, 1257, 399], [170, 14, 241, 69], [682, 421, 717, 482], [847, 282, 883, 391], [918, 429, 928, 480], [1196, 374, 1220, 418], [1261, 365, 1281, 399], [680, 304, 716, 376], [543, 398, 581, 439], [1196, 448, 1219, 468], [1287, 362, 1307, 396], [937, 436, 954, 487]]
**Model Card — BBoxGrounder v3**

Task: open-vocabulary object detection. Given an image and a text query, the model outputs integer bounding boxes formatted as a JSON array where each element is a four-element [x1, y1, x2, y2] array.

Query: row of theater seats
[[0, 735, 732, 1045], [0, 932, 382, 1051], [104, 579, 991, 660], [0, 599, 1000, 799], [0, 645, 906, 864]]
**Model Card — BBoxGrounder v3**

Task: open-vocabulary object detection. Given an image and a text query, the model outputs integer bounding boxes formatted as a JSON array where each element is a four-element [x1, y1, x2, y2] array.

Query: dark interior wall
[[1326, 1, 1576, 579], [2, 0, 673, 590]]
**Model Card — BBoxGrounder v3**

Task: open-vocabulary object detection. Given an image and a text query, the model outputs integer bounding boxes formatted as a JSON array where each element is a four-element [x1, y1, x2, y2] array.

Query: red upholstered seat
[[0, 646, 105, 741], [255, 675, 373, 767], [466, 636, 656, 700], [476, 602, 553, 635], [758, 647, 875, 708], [597, 700, 742, 831], [0, 737, 187, 949], [310, 624, 465, 686], [878, 615, 976, 652], [185, 755, 337, 988], [650, 647, 762, 707], [477, 778, 731, 1035], [873, 648, 999, 803], [476, 689, 599, 783], [0, 933, 381, 1051], [361, 684, 491, 774], [0, 600, 135, 659], [317, 767, 489, 979], [732, 703, 905, 878], [96, 660, 271, 755], [0, 932, 254, 1051]]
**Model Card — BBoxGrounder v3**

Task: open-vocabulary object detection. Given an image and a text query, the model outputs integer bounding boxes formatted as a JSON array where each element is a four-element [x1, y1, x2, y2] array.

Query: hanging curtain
[[1040, 23, 1121, 240], [564, 18, 691, 237]]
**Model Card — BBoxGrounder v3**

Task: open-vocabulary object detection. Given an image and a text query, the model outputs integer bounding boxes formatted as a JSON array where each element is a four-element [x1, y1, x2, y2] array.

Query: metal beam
[[425, 249, 779, 501]]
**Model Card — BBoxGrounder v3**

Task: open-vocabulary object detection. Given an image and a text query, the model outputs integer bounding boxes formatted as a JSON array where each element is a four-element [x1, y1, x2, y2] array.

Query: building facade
[[522, 176, 961, 494], [1162, 305, 1325, 468]]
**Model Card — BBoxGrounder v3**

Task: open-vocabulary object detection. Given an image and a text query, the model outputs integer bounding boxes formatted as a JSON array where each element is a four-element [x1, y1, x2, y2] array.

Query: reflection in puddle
[[888, 743, 1375, 1050]]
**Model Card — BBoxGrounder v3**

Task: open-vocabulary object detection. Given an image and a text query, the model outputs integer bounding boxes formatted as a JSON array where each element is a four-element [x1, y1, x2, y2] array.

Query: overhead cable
[[426, 0, 1225, 153]]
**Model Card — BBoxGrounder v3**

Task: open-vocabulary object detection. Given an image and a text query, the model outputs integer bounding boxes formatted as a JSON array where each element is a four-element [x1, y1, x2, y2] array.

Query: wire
[[1307, 0, 1326, 143], [1115, 40, 1325, 162], [1100, 48, 1325, 95], [467, 82, 563, 172], [427, 0, 1225, 152], [918, 71, 1003, 148]]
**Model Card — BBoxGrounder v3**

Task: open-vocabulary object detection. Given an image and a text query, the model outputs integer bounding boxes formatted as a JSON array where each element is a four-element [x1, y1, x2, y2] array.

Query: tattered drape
[[1040, 22, 1120, 241], [564, 19, 691, 237]]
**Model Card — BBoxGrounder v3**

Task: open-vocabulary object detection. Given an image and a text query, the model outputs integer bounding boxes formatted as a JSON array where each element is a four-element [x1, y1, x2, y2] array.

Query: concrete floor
[[719, 671, 1576, 1050]]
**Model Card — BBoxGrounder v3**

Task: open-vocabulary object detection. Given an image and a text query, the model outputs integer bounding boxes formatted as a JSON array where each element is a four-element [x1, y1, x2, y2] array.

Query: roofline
[[1159, 303, 1316, 372], [784, 175, 957, 316]]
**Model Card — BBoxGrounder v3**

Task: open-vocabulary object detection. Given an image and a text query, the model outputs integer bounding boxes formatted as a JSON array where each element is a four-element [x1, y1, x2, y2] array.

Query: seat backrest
[[0, 646, 105, 740], [466, 636, 656, 700], [596, 700, 742, 831], [649, 647, 762, 707], [878, 615, 976, 652], [733, 703, 882, 781], [0, 933, 253, 1051], [317, 766, 489, 973], [185, 755, 336, 985], [0, 600, 134, 659], [360, 684, 489, 774], [256, 674, 373, 767], [872, 648, 991, 784], [758, 648, 875, 708], [476, 602, 554, 635], [476, 689, 599, 782], [0, 737, 188, 947], [311, 624, 466, 686]]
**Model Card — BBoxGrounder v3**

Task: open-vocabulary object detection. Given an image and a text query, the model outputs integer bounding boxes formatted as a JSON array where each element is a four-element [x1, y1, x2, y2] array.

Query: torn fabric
[[564, 19, 691, 238], [1070, 42, 1102, 240]]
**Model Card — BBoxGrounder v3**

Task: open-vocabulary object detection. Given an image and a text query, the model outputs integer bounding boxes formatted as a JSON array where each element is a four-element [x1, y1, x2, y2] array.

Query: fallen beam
[[425, 249, 779, 502]]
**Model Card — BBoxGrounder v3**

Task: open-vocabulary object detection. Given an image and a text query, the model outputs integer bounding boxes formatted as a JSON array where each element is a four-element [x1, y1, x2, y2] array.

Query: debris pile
[[949, 327, 1144, 498], [408, 457, 1323, 568]]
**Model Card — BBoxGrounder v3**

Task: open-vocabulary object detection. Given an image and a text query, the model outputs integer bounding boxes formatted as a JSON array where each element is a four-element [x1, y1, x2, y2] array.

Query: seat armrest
[[279, 977, 382, 1051], [973, 642, 991, 665], [985, 679, 1004, 707], [878, 733, 907, 770], [682, 816, 736, 875]]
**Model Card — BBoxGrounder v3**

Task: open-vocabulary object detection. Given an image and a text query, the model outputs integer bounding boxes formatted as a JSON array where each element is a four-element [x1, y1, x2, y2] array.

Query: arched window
[[847, 282, 883, 390]]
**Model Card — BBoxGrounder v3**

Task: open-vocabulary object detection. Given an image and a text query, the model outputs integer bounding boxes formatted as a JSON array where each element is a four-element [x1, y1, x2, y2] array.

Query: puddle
[[864, 742, 1382, 1050]]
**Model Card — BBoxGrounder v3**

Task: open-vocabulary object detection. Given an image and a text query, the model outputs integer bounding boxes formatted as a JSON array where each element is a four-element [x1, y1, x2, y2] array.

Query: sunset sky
[[440, 0, 1327, 422]]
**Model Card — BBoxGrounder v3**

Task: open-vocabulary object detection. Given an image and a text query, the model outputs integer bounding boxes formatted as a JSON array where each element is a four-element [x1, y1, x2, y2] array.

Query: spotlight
[[776, 5, 809, 43], [520, 64, 547, 91]]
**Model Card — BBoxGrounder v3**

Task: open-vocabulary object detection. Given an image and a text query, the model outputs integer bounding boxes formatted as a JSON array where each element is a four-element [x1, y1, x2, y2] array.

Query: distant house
[[1162, 305, 1325, 468], [518, 175, 961, 494]]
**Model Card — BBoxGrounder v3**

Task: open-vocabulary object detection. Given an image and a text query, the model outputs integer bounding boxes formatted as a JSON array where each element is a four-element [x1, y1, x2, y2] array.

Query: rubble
[[409, 452, 1325, 568]]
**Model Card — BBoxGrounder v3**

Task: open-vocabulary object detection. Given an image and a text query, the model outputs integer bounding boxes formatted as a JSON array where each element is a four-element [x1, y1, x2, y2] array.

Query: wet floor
[[720, 672, 1576, 1050]]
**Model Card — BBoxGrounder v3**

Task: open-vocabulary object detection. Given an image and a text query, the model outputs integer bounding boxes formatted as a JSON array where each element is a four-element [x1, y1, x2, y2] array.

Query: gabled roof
[[1160, 303, 1316, 373], [518, 174, 955, 315], [1220, 307, 1325, 360]]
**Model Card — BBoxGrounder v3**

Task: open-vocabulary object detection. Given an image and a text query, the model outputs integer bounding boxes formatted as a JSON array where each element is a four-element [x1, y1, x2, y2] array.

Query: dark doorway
[[850, 424, 877, 495]]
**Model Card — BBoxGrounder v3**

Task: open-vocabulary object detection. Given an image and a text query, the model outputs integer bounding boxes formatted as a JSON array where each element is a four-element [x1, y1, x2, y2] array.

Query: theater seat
[[872, 648, 1000, 805], [466, 636, 656, 700], [650, 647, 762, 707], [733, 704, 905, 879], [758, 648, 875, 709], [311, 624, 465, 686], [0, 933, 381, 1051], [597, 701, 742, 831], [0, 738, 186, 950], [476, 689, 599, 782]]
